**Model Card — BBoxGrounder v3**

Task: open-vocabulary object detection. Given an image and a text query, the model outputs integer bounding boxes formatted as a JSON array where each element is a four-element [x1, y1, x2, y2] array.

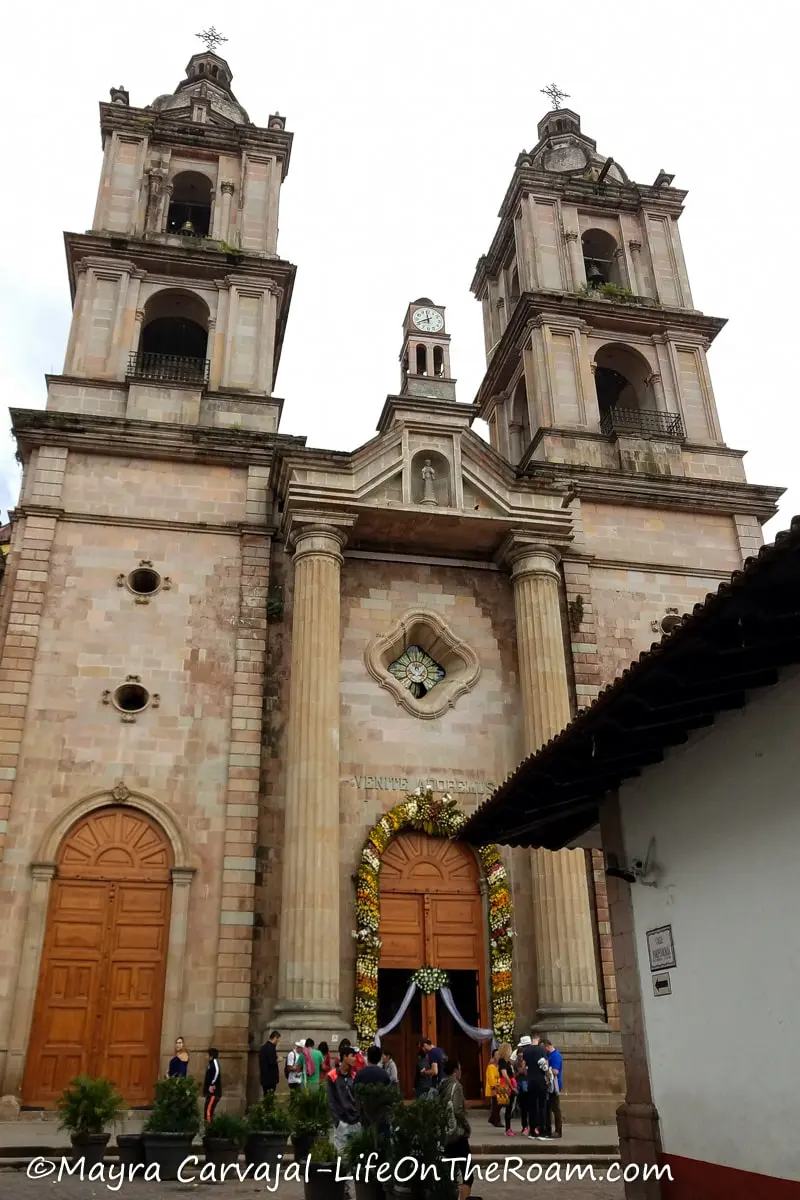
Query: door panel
[[22, 808, 172, 1108]]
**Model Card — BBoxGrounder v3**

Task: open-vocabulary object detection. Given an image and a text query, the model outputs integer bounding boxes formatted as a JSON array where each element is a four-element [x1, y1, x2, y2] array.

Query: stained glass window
[[387, 645, 446, 700]]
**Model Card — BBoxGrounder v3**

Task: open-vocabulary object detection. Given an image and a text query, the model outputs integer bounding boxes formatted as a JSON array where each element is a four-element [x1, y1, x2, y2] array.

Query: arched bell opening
[[594, 343, 654, 418], [132, 289, 210, 385], [582, 228, 623, 289], [167, 171, 213, 238]]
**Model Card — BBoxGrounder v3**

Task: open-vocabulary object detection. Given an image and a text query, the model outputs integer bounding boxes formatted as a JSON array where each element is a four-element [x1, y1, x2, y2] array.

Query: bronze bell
[[586, 261, 605, 287], [180, 219, 195, 235]]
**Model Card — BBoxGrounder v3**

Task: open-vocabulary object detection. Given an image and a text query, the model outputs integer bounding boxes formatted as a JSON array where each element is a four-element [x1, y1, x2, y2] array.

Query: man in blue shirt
[[542, 1038, 563, 1138], [421, 1037, 445, 1090]]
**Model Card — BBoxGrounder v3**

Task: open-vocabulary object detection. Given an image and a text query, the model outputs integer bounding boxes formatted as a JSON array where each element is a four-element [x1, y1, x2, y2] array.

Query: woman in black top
[[167, 1036, 189, 1078], [496, 1041, 516, 1134]]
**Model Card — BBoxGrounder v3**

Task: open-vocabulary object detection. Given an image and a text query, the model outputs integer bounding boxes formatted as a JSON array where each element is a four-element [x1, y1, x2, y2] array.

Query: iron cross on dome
[[540, 83, 570, 110], [196, 26, 228, 53]]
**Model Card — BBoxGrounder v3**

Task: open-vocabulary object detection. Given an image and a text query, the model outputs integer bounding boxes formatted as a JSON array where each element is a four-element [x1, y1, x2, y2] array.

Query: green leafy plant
[[354, 1082, 398, 1139], [579, 281, 635, 302], [57, 1076, 124, 1136], [247, 1096, 292, 1134], [204, 1113, 247, 1145], [309, 1136, 337, 1163], [143, 1075, 201, 1136], [389, 1095, 448, 1174], [289, 1085, 332, 1139]]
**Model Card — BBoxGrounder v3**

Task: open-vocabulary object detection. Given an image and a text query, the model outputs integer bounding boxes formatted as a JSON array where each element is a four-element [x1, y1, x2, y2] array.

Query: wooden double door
[[22, 808, 172, 1108], [378, 832, 488, 1100]]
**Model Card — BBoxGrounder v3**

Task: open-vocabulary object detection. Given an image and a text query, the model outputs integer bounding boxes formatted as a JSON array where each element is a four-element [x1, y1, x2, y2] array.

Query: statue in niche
[[420, 459, 437, 505]]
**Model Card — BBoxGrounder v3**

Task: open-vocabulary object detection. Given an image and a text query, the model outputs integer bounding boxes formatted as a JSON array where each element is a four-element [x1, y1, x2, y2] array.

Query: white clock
[[412, 307, 444, 333]]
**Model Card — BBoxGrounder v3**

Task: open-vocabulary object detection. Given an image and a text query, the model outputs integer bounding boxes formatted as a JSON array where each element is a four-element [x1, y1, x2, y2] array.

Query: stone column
[[219, 181, 235, 242], [505, 537, 607, 1031], [274, 518, 354, 1033], [628, 241, 645, 297], [564, 231, 584, 290], [646, 373, 667, 413], [613, 247, 631, 290], [2, 862, 56, 1095]]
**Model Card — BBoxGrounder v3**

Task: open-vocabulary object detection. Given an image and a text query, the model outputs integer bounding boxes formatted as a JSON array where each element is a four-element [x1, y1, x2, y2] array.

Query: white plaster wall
[[619, 666, 800, 1181]]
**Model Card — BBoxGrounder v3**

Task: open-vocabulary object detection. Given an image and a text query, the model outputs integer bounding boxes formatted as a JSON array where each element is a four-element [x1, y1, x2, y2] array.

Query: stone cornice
[[14, 505, 276, 538], [474, 292, 726, 415], [97, 103, 294, 179], [375, 394, 480, 435], [529, 461, 783, 521], [10, 407, 304, 471]]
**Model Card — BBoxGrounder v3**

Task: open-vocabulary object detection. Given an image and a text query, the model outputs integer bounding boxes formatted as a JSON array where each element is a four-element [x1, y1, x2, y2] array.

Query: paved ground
[[0, 1121, 620, 1152], [0, 1169, 627, 1199]]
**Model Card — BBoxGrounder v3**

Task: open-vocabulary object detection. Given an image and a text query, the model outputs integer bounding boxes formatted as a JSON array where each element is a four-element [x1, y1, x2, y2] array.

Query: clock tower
[[400, 298, 455, 400]]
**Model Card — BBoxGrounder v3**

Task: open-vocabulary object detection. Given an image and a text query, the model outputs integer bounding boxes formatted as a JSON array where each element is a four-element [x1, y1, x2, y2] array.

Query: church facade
[[0, 50, 780, 1118]]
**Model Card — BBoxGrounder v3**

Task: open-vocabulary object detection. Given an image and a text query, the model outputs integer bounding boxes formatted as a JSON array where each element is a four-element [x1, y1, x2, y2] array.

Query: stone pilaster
[[211, 531, 271, 1102], [628, 241, 645, 297], [564, 230, 585, 291], [504, 537, 607, 1031], [274, 516, 354, 1033]]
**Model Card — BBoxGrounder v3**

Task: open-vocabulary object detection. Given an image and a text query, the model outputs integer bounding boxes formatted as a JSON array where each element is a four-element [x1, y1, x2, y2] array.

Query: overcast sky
[[1, 0, 796, 538]]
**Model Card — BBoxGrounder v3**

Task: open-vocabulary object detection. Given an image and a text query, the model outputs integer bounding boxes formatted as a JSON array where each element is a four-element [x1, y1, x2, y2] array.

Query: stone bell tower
[[58, 39, 295, 426], [471, 102, 730, 473], [0, 37, 301, 1111]]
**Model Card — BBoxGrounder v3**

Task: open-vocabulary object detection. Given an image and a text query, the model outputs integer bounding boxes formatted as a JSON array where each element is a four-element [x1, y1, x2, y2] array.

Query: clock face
[[412, 307, 444, 333]]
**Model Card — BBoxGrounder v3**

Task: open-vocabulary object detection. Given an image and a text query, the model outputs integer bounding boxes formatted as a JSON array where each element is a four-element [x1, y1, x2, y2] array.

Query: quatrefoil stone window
[[365, 609, 480, 720]]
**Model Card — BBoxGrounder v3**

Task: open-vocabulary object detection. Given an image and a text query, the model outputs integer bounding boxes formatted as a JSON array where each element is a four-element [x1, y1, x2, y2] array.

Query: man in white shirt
[[286, 1038, 305, 1093]]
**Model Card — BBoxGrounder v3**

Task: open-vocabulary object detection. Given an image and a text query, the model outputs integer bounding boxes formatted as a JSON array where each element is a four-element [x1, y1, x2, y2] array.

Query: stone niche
[[410, 449, 451, 507]]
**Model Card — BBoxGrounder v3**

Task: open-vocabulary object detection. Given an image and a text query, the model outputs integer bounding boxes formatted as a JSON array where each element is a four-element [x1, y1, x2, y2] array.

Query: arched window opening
[[415, 345, 428, 376], [508, 265, 520, 308], [131, 289, 210, 385], [594, 343, 654, 423], [582, 228, 622, 289], [211, 65, 218, 77], [433, 346, 444, 377], [509, 378, 531, 463], [167, 171, 213, 238]]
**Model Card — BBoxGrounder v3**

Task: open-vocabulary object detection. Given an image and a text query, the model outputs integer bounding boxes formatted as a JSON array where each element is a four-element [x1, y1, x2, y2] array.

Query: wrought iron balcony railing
[[127, 352, 210, 386], [600, 407, 685, 441]]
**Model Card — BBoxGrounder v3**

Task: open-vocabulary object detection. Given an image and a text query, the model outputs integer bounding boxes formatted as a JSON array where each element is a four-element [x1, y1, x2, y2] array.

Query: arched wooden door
[[378, 833, 488, 1099], [22, 807, 173, 1107]]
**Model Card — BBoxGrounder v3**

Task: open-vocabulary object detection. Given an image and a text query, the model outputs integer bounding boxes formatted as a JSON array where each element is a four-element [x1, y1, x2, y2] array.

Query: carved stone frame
[[364, 608, 481, 720]]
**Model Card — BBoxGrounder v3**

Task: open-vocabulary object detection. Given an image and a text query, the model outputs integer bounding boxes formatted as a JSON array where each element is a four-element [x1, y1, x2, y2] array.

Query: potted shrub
[[290, 1086, 331, 1162], [349, 1082, 399, 1200], [57, 1075, 124, 1167], [304, 1136, 345, 1200], [203, 1111, 247, 1172], [245, 1095, 292, 1170], [387, 1096, 451, 1200], [142, 1075, 201, 1180]]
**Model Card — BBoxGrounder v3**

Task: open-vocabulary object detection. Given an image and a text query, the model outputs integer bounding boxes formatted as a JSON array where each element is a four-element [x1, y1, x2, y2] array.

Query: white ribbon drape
[[373, 981, 497, 1051], [374, 980, 417, 1047], [439, 985, 497, 1049]]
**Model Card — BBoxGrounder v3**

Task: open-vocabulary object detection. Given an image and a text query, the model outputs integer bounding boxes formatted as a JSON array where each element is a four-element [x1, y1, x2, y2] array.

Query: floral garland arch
[[353, 788, 515, 1046]]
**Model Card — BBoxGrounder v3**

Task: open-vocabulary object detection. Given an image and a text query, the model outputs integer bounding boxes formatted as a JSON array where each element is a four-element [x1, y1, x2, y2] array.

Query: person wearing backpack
[[285, 1039, 304, 1094], [440, 1058, 473, 1200]]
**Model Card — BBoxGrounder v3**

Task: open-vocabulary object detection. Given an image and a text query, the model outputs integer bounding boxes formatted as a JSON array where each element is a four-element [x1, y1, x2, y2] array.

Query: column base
[[533, 1003, 611, 1034], [271, 1001, 353, 1047]]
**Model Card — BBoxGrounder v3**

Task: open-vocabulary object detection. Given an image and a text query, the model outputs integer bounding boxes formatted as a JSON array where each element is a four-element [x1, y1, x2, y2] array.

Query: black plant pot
[[116, 1133, 145, 1169], [304, 1161, 346, 1200], [245, 1130, 289, 1170], [292, 1131, 315, 1161], [203, 1136, 241, 1172], [355, 1179, 388, 1200], [142, 1132, 196, 1181], [70, 1132, 110, 1168]]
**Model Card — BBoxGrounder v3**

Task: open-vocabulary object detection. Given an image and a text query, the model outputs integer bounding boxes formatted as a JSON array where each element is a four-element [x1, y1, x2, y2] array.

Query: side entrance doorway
[[22, 807, 173, 1108], [377, 832, 489, 1100]]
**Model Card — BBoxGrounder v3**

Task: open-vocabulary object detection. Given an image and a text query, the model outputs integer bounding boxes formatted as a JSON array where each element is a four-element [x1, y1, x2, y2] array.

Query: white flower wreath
[[412, 966, 450, 995]]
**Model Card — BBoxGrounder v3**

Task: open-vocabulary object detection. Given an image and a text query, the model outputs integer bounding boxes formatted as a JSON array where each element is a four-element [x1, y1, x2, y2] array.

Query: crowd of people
[[256, 1028, 562, 1199], [484, 1034, 563, 1140]]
